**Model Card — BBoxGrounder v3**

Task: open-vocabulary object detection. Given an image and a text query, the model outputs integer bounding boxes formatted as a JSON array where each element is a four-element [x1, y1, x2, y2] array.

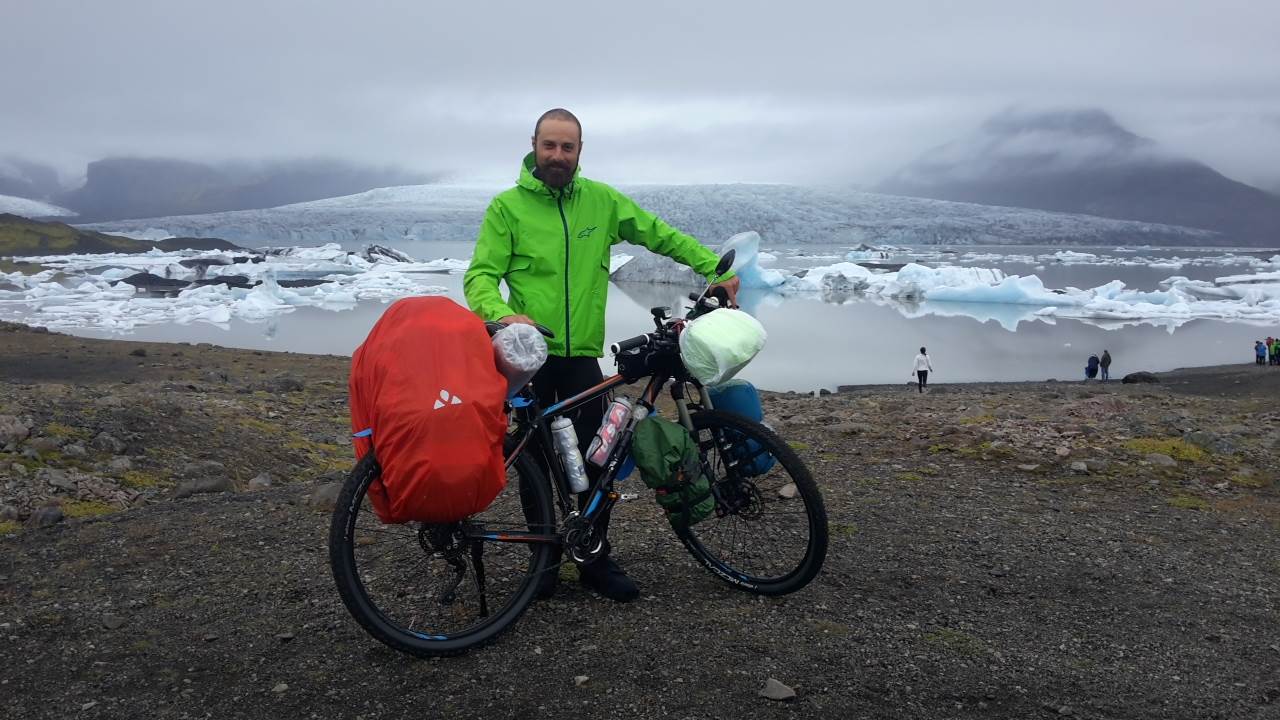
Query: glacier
[[82, 182, 1220, 249], [0, 193, 76, 218]]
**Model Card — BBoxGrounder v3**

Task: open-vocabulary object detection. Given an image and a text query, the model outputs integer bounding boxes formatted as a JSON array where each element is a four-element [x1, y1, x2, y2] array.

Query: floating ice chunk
[[609, 254, 633, 273], [924, 274, 1067, 306], [1215, 270, 1280, 286], [720, 232, 786, 288], [360, 244, 417, 263], [0, 244, 453, 331], [608, 231, 784, 288], [1045, 250, 1099, 264], [783, 263, 873, 293], [609, 252, 699, 285]]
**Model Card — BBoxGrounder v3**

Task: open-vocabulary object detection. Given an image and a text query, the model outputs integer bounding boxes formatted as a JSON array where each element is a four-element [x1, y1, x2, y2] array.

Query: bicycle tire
[[328, 445, 555, 657], [676, 410, 828, 595]]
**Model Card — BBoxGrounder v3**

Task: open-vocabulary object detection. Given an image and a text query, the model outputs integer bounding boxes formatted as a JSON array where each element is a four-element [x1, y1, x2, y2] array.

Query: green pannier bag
[[630, 415, 715, 528]]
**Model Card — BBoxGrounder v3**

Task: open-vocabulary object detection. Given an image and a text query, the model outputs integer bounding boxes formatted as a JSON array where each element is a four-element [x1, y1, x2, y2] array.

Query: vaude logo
[[577, 226, 597, 239], [433, 389, 463, 410]]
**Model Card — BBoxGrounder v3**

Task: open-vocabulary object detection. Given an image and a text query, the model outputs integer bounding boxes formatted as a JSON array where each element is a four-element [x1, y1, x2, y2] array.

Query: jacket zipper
[[555, 189, 571, 355]]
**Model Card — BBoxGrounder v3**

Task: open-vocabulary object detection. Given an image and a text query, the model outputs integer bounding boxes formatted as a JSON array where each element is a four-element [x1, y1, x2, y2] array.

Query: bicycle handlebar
[[609, 333, 652, 355], [485, 321, 556, 339]]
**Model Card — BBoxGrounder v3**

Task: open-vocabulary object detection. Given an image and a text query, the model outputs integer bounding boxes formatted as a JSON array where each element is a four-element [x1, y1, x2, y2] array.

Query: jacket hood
[[517, 152, 581, 195]]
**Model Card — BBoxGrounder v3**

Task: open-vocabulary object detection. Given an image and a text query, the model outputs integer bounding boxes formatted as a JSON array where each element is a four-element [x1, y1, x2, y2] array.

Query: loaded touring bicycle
[[330, 250, 829, 656]]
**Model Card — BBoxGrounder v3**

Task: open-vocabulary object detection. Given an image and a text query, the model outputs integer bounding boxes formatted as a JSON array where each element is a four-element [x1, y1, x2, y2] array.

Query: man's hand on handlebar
[[496, 315, 555, 338], [708, 275, 740, 308]]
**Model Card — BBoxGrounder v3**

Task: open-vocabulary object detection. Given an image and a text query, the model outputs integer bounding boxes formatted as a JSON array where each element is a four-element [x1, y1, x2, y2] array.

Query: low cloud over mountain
[[878, 109, 1280, 245], [0, 157, 64, 201], [13, 157, 439, 223]]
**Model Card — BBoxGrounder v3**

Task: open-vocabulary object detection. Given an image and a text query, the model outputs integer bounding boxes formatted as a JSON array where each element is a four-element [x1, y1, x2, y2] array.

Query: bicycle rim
[[329, 451, 554, 657], [678, 410, 828, 595]]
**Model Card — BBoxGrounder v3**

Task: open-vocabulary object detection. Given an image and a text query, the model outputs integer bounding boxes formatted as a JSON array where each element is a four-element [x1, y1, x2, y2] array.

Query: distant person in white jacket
[[912, 347, 933, 394]]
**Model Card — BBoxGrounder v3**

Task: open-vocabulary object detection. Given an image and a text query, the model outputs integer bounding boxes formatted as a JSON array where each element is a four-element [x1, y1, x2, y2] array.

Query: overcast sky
[[3, 0, 1279, 189]]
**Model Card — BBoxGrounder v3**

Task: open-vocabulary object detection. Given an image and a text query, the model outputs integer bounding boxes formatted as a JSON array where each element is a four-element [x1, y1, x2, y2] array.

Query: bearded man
[[464, 108, 738, 602]]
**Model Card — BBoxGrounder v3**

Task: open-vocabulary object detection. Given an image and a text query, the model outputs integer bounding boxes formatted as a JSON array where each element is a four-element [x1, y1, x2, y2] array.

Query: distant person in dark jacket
[[1258, 341, 1269, 366], [1100, 350, 1112, 381], [1085, 354, 1100, 381]]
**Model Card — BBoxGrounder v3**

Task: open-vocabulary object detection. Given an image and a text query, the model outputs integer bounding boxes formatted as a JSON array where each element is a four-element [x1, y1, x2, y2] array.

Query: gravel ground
[[1, 321, 1278, 719]]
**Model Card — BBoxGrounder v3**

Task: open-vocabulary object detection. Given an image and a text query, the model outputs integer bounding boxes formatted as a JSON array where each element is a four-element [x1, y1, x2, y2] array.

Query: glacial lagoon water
[[41, 242, 1279, 392]]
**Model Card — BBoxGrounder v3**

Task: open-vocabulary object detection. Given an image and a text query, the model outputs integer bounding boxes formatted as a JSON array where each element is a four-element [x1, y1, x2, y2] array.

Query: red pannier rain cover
[[349, 296, 508, 524]]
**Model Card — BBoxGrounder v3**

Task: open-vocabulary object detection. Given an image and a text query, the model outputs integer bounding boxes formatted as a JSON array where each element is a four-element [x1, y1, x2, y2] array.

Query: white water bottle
[[586, 397, 633, 466], [550, 416, 590, 493]]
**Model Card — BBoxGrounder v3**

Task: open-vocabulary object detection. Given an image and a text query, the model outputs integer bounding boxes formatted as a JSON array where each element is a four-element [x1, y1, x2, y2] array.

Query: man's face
[[532, 118, 581, 189]]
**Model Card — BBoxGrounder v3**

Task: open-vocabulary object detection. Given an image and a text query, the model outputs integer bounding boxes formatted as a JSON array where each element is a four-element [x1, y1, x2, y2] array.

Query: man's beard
[[536, 160, 575, 189]]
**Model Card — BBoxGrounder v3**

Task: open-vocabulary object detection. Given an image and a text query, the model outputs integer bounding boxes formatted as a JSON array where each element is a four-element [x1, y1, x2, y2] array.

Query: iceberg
[[773, 258, 1280, 328], [0, 245, 452, 331], [719, 231, 786, 289], [609, 230, 784, 288]]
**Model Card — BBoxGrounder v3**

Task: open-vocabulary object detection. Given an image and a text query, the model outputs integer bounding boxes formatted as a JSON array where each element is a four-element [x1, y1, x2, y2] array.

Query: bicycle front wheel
[[677, 410, 828, 595], [328, 445, 555, 657]]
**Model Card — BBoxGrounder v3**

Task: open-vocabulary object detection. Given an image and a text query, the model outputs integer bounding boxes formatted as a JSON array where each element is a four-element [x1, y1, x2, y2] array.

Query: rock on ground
[[173, 476, 235, 499]]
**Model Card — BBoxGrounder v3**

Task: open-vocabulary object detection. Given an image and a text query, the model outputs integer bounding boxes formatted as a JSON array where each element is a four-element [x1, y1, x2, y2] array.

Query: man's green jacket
[[464, 153, 731, 357]]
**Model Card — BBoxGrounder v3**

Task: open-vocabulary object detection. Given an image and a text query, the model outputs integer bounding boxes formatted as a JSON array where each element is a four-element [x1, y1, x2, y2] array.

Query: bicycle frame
[[469, 368, 714, 549]]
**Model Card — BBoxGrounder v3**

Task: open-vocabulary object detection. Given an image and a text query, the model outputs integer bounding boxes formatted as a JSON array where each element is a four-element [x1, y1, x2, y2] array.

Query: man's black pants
[[528, 355, 613, 552]]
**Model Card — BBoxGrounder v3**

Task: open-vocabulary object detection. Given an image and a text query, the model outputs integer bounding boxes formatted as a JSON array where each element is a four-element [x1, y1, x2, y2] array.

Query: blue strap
[[352, 428, 373, 438], [509, 396, 532, 408]]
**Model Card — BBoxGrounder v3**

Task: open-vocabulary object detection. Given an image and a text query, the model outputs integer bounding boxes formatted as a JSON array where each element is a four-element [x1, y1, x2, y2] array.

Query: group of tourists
[[910, 346, 1121, 391], [1256, 337, 1280, 365], [1085, 350, 1113, 381]]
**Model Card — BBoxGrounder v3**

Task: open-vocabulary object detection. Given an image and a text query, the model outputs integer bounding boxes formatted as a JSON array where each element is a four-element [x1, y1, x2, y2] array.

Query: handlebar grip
[[533, 323, 555, 339], [610, 334, 650, 355]]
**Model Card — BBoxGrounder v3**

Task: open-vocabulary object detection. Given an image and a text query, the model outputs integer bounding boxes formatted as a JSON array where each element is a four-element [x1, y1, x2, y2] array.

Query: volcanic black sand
[[1, 320, 1277, 719]]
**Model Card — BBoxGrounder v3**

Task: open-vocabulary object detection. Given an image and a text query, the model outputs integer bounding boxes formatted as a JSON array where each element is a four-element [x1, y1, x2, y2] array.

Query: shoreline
[[5, 318, 1279, 397]]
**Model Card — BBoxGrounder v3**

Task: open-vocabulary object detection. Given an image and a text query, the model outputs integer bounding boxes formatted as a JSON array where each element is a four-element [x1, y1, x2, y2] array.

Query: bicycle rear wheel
[[677, 410, 828, 595], [328, 445, 555, 657]]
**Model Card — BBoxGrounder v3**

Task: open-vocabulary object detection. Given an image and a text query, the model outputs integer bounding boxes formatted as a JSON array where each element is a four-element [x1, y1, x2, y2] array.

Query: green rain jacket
[[464, 153, 732, 357]]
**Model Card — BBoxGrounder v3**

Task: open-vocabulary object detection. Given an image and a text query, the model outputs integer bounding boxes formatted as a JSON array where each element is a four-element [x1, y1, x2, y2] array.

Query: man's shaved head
[[533, 108, 582, 142]]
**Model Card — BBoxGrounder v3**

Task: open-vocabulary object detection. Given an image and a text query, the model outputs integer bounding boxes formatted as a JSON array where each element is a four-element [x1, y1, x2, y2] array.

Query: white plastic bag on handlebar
[[492, 323, 548, 397], [678, 308, 767, 386]]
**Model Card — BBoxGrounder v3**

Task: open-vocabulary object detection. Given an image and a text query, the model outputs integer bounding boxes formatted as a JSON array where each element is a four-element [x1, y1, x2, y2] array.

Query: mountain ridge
[[878, 108, 1280, 245]]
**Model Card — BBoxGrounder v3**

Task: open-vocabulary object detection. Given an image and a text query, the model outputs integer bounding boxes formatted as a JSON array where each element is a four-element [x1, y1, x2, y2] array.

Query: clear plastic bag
[[492, 323, 548, 397], [678, 309, 767, 386]]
